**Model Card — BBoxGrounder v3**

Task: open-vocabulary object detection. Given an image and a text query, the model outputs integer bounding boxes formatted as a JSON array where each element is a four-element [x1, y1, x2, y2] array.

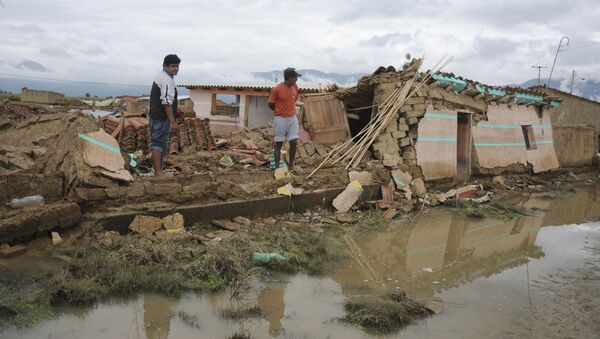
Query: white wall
[[247, 96, 273, 129], [189, 88, 244, 134]]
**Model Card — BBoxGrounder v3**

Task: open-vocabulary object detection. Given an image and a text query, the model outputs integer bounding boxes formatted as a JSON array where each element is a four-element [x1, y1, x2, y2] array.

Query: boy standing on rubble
[[269, 67, 301, 172], [149, 54, 180, 178]]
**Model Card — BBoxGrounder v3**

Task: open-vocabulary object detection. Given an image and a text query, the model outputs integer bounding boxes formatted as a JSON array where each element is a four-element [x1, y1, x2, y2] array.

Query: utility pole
[[547, 36, 569, 88], [531, 66, 547, 86], [569, 70, 585, 94]]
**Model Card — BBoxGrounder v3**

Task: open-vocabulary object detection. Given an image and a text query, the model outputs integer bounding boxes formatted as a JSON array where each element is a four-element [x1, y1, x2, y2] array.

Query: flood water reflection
[[3, 185, 600, 338]]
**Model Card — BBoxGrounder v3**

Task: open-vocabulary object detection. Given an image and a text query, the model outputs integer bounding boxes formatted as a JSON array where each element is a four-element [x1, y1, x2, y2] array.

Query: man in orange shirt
[[268, 67, 301, 171]]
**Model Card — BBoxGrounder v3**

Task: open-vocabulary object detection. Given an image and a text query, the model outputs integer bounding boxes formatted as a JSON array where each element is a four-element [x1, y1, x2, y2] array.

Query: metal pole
[[570, 70, 575, 94], [547, 36, 569, 87], [531, 66, 547, 86]]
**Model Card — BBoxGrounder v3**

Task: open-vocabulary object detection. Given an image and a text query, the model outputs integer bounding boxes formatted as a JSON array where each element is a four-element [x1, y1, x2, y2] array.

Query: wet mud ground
[[1, 180, 600, 338]]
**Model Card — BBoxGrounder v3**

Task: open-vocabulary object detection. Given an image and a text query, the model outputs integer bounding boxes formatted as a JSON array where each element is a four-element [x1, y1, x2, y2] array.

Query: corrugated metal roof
[[180, 83, 321, 93]]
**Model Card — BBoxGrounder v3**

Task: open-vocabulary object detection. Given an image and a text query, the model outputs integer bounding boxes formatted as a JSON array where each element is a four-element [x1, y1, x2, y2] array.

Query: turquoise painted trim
[[78, 133, 122, 153], [476, 84, 487, 94], [418, 137, 457, 142], [475, 139, 554, 147], [477, 123, 551, 129], [432, 73, 467, 92], [424, 112, 457, 119], [392, 177, 406, 187], [475, 142, 526, 147], [78, 133, 138, 167], [514, 92, 544, 105], [487, 88, 506, 97], [550, 100, 560, 108]]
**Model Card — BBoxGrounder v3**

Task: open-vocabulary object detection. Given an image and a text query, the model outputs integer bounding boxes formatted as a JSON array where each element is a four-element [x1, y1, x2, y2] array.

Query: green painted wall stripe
[[475, 142, 525, 147], [418, 137, 457, 142], [424, 112, 457, 119], [477, 124, 551, 129], [475, 139, 553, 147]]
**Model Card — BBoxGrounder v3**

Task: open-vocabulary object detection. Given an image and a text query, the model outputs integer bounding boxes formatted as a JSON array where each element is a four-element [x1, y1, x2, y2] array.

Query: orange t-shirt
[[269, 83, 299, 117]]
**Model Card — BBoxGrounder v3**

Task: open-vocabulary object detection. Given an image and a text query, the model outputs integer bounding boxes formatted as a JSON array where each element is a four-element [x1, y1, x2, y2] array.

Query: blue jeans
[[150, 119, 170, 169]]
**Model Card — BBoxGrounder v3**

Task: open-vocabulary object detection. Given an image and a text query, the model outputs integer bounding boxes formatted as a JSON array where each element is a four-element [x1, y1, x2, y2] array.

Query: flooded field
[[2, 184, 600, 338]]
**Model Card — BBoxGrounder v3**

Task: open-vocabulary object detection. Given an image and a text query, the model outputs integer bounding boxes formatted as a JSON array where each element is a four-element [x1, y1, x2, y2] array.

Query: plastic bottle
[[8, 195, 44, 208], [252, 252, 288, 265]]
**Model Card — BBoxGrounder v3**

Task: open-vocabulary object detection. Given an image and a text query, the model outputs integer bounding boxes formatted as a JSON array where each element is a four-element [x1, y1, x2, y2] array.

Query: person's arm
[[268, 86, 277, 112], [164, 105, 178, 131], [160, 78, 179, 131]]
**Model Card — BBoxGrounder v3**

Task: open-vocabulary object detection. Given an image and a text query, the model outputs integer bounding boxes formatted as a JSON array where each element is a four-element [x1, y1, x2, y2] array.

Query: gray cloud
[[0, 0, 598, 85], [361, 33, 412, 47], [17, 60, 47, 72], [40, 46, 72, 58]]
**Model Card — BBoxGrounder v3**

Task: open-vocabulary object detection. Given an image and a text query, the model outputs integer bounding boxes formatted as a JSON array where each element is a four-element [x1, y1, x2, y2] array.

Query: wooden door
[[303, 94, 351, 144]]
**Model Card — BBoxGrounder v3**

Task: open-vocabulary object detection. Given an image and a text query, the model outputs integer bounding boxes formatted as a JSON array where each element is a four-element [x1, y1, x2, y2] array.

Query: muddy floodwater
[[3, 185, 600, 338]]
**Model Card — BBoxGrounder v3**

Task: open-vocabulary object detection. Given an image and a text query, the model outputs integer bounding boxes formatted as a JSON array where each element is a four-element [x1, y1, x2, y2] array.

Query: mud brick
[[75, 188, 107, 203], [315, 144, 328, 157], [408, 130, 418, 139], [400, 105, 412, 112], [106, 186, 127, 199], [297, 144, 309, 159], [412, 104, 427, 112], [0, 245, 27, 258], [405, 97, 426, 105], [146, 181, 182, 196], [392, 131, 407, 139], [400, 138, 411, 147], [304, 143, 316, 156], [406, 110, 425, 119], [56, 203, 82, 228], [126, 183, 146, 198], [411, 166, 423, 179], [398, 122, 409, 131], [407, 117, 419, 125], [182, 182, 211, 197]]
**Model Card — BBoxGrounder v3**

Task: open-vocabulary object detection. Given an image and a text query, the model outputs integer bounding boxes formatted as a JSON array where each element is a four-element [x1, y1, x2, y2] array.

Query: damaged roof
[[180, 83, 322, 93]]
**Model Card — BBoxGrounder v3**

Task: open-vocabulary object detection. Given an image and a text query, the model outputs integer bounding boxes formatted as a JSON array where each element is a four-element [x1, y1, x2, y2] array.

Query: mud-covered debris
[[383, 209, 398, 219], [348, 171, 372, 186], [262, 217, 277, 225], [129, 215, 162, 236], [335, 214, 356, 224], [333, 180, 363, 212], [219, 155, 234, 167], [277, 183, 304, 196], [212, 219, 241, 231], [99, 231, 121, 246], [492, 175, 506, 187], [51, 232, 63, 246], [410, 178, 426, 197], [0, 244, 27, 258], [162, 213, 185, 231], [568, 172, 580, 181], [205, 229, 234, 239], [233, 216, 252, 226]]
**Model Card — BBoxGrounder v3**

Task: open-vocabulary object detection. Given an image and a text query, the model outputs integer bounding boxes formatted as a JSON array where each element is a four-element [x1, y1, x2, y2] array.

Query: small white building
[[181, 83, 320, 134]]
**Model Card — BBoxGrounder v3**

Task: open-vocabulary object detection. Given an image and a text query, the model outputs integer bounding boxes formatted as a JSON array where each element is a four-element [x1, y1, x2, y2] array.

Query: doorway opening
[[456, 112, 472, 183]]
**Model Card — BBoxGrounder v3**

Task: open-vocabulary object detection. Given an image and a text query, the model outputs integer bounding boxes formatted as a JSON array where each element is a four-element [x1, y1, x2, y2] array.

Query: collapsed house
[[182, 84, 320, 133], [335, 61, 563, 182]]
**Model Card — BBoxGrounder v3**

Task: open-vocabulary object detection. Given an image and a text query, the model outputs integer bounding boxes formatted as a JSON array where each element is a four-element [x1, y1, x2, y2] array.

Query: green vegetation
[[343, 291, 432, 333]]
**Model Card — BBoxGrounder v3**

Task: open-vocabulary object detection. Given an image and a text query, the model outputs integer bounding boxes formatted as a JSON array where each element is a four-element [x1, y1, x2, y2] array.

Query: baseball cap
[[284, 67, 302, 79]]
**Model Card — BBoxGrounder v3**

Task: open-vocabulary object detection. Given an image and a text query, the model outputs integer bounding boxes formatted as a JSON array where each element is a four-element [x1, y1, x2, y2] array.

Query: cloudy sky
[[0, 0, 598, 88]]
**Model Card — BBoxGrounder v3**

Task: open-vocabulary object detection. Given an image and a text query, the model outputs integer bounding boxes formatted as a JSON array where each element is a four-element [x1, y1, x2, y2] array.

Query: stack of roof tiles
[[101, 115, 215, 154]]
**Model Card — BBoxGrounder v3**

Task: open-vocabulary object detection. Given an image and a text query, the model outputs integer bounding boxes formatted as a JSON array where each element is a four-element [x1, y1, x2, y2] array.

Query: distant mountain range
[[1, 70, 598, 102], [252, 69, 367, 86]]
